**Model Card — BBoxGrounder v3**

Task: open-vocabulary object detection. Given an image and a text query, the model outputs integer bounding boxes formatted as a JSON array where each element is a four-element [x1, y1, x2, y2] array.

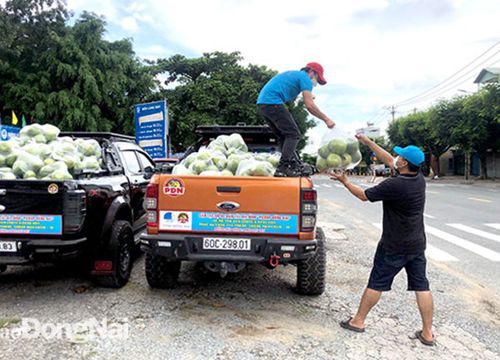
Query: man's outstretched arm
[[356, 134, 394, 170], [303, 91, 335, 128], [330, 172, 368, 201]]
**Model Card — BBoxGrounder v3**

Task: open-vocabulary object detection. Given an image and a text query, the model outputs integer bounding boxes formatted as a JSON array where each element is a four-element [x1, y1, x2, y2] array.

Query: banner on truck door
[[159, 211, 298, 234], [0, 214, 63, 235], [134, 100, 169, 160]]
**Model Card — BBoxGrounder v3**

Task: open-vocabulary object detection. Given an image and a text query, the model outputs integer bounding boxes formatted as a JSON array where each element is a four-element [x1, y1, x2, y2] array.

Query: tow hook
[[268, 253, 280, 268]]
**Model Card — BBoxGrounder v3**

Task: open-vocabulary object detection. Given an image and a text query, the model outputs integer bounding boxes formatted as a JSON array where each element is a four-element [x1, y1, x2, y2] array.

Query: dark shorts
[[367, 244, 430, 292]]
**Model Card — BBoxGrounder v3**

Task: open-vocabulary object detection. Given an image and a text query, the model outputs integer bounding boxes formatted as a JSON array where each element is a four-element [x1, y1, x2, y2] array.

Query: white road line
[[467, 197, 492, 203], [424, 213, 436, 219], [370, 223, 458, 262], [426, 244, 459, 262], [322, 184, 332, 188], [485, 224, 500, 230], [447, 224, 500, 244], [335, 184, 344, 188], [426, 225, 500, 262], [372, 223, 382, 231]]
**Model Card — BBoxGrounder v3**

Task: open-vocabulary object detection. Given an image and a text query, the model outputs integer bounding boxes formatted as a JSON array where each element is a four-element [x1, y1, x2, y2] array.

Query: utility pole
[[384, 105, 396, 122]]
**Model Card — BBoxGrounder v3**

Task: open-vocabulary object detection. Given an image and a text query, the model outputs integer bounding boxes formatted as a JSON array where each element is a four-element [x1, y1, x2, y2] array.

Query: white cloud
[[120, 16, 138, 32]]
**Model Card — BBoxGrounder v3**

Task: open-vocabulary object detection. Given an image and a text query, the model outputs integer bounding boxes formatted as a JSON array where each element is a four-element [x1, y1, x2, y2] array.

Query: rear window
[[122, 151, 141, 174]]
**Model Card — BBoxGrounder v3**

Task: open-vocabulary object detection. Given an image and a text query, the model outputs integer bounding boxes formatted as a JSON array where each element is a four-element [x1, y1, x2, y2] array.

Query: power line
[[397, 51, 500, 107], [394, 38, 500, 106], [400, 51, 500, 106]]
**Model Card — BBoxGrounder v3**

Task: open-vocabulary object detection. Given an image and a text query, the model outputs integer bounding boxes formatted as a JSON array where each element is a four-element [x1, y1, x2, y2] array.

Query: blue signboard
[[191, 212, 298, 235], [0, 125, 20, 141], [0, 214, 63, 235], [134, 100, 168, 159]]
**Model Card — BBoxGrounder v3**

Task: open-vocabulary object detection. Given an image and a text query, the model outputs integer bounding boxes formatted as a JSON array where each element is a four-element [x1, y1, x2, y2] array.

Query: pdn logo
[[163, 178, 186, 197]]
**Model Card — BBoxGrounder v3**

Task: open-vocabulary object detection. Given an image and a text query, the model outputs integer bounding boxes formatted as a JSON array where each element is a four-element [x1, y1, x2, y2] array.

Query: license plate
[[202, 238, 251, 251], [0, 241, 17, 253]]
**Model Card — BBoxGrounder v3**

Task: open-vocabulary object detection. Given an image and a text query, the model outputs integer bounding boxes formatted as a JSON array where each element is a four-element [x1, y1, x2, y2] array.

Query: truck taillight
[[146, 184, 158, 227], [300, 188, 317, 232], [146, 184, 158, 210], [63, 189, 86, 233]]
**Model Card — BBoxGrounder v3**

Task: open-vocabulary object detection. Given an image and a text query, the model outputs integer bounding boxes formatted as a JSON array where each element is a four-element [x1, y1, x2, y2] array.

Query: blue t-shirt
[[257, 70, 313, 104]]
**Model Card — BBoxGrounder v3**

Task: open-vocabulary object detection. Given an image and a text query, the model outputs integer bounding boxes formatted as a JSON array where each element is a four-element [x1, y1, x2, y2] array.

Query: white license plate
[[0, 241, 17, 253], [202, 238, 251, 251]]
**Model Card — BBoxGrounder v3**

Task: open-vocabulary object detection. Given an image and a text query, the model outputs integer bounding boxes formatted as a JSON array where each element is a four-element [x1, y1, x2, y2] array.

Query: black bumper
[[0, 237, 88, 265], [140, 233, 317, 263]]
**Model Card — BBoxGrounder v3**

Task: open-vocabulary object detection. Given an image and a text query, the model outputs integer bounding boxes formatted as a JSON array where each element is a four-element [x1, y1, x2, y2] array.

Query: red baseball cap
[[306, 62, 327, 85]]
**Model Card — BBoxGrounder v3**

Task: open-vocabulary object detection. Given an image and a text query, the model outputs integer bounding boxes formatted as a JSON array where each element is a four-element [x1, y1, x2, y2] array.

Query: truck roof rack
[[195, 125, 274, 136], [59, 132, 136, 143]]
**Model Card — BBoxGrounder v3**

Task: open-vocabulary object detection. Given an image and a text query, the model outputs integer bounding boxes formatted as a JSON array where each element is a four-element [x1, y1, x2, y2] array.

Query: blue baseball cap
[[394, 145, 425, 166]]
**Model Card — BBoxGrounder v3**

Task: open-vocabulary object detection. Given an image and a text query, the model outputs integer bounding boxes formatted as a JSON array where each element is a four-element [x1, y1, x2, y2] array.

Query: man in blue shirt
[[257, 62, 335, 177]]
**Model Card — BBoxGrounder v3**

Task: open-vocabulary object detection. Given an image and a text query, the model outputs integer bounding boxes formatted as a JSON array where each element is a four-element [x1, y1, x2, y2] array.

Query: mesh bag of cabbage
[[316, 128, 362, 173]]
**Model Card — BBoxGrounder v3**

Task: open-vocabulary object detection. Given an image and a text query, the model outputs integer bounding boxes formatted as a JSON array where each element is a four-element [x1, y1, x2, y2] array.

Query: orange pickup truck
[[140, 125, 325, 295]]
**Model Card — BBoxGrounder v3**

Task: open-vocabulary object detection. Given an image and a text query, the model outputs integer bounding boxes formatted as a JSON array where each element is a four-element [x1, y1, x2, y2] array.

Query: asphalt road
[[313, 175, 500, 291]]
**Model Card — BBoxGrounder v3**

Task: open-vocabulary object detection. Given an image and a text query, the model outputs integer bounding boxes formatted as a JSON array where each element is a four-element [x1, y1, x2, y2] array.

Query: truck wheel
[[94, 220, 134, 288], [145, 253, 181, 289], [296, 227, 326, 296], [0, 265, 7, 273]]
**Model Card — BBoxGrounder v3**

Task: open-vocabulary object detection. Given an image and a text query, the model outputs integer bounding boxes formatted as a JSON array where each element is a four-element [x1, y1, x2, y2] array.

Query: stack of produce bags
[[0, 124, 103, 180]]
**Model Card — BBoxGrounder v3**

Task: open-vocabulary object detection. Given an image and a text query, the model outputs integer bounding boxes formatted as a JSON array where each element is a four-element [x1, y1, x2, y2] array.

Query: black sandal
[[340, 317, 365, 333], [411, 330, 435, 346]]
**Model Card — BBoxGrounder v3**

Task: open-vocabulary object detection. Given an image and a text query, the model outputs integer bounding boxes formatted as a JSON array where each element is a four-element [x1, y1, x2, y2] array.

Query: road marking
[[447, 224, 500, 244], [425, 225, 500, 262], [372, 223, 382, 231], [370, 223, 458, 261], [467, 197, 492, 203], [335, 184, 344, 188], [424, 213, 436, 219], [426, 244, 459, 262], [426, 190, 439, 194], [485, 224, 500, 230], [322, 184, 332, 188]]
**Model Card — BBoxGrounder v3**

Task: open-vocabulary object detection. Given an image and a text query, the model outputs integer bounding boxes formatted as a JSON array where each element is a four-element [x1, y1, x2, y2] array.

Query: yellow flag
[[12, 111, 19, 125]]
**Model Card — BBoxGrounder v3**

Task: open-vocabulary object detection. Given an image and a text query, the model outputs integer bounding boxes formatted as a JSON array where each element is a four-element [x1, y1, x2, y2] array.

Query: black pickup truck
[[0, 132, 156, 287]]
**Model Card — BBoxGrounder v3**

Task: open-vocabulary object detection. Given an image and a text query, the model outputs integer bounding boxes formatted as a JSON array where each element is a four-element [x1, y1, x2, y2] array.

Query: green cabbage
[[0, 172, 16, 180], [41, 124, 60, 142], [39, 161, 68, 178]]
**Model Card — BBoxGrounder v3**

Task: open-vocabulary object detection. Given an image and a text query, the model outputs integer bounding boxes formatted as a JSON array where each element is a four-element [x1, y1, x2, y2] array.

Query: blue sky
[[64, 0, 499, 152]]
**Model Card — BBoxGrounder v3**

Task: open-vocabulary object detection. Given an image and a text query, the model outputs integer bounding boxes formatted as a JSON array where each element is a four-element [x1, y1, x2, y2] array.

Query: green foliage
[[387, 84, 500, 178], [156, 52, 314, 151], [0, 0, 157, 133]]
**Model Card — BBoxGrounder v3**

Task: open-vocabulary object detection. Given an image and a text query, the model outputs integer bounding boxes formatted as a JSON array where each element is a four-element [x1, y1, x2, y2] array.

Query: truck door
[[120, 150, 148, 233]]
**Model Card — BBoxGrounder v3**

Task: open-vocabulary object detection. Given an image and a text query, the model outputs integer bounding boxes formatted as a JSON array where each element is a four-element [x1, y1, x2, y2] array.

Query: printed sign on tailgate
[[159, 211, 298, 235], [0, 214, 63, 235]]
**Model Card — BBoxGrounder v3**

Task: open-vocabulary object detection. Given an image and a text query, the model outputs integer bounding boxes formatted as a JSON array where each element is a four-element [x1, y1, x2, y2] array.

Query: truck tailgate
[[156, 176, 301, 235]]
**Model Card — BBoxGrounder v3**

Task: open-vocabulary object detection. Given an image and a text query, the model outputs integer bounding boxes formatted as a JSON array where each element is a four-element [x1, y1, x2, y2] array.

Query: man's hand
[[355, 133, 371, 145], [325, 118, 335, 129], [329, 170, 348, 185]]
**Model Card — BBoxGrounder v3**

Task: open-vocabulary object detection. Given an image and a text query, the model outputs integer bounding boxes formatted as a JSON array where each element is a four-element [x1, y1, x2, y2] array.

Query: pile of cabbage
[[172, 133, 280, 177], [0, 124, 102, 181]]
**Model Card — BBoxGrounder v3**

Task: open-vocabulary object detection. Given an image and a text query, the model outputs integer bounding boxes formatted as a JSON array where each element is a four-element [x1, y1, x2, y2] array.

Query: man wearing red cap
[[257, 62, 335, 177]]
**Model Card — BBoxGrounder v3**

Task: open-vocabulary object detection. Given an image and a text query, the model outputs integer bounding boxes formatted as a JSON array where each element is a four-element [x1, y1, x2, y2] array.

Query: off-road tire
[[145, 253, 181, 289], [93, 220, 134, 288], [296, 227, 326, 295]]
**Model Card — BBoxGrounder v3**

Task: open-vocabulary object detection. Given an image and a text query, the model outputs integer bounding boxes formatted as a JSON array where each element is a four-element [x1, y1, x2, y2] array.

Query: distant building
[[474, 68, 500, 85], [356, 125, 380, 138]]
